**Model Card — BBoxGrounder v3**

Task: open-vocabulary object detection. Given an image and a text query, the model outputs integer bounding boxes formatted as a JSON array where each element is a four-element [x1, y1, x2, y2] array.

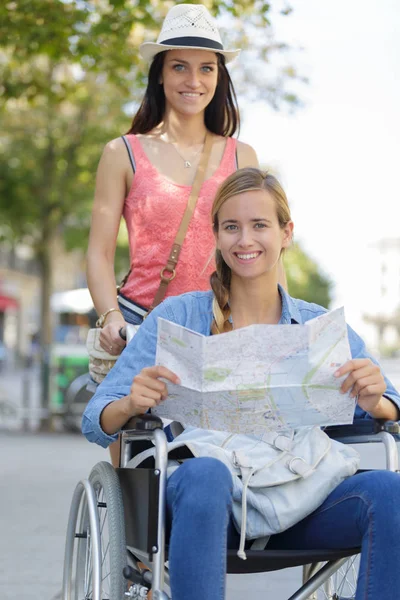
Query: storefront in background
[[50, 288, 96, 414]]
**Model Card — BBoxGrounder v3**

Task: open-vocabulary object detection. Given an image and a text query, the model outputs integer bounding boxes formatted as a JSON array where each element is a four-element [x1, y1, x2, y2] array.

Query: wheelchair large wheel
[[63, 461, 127, 600], [312, 555, 360, 599]]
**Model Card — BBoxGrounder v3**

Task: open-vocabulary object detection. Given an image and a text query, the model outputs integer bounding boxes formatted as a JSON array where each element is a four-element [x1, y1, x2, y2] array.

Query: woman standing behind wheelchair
[[83, 168, 400, 600], [86, 3, 260, 465]]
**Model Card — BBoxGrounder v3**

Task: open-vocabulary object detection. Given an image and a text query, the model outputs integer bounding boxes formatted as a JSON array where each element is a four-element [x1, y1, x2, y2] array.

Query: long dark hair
[[127, 52, 240, 137]]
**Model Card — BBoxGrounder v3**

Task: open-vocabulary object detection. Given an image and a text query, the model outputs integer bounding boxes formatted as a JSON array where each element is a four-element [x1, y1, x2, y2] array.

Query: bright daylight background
[[241, 0, 400, 349]]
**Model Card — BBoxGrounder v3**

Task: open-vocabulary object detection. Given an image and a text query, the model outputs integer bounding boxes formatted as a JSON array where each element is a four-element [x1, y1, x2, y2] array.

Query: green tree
[[285, 242, 332, 308], [0, 0, 303, 427]]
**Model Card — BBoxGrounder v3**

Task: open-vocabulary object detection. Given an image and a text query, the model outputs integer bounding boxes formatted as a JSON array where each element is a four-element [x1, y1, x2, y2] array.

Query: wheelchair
[[62, 414, 400, 600]]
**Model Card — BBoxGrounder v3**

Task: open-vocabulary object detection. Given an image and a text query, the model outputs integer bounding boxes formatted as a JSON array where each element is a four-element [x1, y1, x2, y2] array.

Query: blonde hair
[[210, 168, 291, 335]]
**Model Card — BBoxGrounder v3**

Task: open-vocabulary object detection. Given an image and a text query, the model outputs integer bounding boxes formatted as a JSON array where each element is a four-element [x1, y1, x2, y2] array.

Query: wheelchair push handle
[[119, 324, 138, 344]]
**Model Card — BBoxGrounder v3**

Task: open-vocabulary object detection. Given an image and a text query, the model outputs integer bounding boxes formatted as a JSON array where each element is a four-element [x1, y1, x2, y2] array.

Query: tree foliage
[[285, 242, 332, 308]]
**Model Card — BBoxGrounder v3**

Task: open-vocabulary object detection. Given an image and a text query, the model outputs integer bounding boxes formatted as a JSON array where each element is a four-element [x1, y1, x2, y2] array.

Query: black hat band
[[160, 37, 224, 51]]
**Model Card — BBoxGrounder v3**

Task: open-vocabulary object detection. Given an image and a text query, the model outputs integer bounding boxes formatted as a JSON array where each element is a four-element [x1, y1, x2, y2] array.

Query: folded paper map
[[153, 307, 356, 434]]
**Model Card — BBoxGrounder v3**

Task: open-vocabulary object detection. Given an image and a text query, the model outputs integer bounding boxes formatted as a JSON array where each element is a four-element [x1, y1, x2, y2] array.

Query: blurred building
[[363, 238, 400, 355], [0, 244, 39, 361], [0, 240, 87, 362]]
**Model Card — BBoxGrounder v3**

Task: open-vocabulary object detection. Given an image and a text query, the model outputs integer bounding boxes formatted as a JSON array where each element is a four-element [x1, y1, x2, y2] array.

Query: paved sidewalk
[[0, 366, 42, 431], [1, 432, 104, 600]]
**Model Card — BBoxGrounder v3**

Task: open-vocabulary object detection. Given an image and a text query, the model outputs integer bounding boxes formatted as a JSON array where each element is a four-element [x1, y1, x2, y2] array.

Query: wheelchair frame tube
[[377, 431, 399, 471], [152, 428, 169, 597], [120, 428, 169, 596], [290, 557, 349, 600], [332, 431, 399, 471]]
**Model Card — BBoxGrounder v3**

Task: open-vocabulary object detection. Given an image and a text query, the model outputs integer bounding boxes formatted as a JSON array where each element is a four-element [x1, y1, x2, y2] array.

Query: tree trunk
[[37, 225, 53, 431]]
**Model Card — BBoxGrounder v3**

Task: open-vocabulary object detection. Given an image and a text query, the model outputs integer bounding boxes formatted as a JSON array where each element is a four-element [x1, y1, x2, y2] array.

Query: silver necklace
[[171, 139, 205, 168]]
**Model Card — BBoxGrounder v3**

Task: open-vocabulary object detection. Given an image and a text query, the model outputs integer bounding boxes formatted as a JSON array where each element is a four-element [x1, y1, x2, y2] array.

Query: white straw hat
[[139, 4, 240, 63]]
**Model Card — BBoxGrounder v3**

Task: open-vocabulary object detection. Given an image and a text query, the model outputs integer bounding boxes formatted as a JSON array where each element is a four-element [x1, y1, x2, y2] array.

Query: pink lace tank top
[[120, 135, 237, 308]]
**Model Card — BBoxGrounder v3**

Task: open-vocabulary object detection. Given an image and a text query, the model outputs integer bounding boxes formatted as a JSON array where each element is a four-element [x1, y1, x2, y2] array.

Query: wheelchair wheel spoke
[[101, 539, 110, 568], [335, 556, 358, 598], [101, 551, 111, 594], [315, 555, 359, 599], [85, 545, 93, 598]]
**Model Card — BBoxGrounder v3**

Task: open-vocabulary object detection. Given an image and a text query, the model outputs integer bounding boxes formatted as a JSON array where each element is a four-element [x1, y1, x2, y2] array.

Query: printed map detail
[[153, 308, 356, 434]]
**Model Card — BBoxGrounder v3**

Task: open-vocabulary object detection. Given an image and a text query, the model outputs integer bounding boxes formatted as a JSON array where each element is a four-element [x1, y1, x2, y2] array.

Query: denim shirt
[[82, 287, 400, 448]]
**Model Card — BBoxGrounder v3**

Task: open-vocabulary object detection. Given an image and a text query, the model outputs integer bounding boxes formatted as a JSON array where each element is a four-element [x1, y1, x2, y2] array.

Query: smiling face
[[215, 189, 293, 282], [160, 49, 219, 117]]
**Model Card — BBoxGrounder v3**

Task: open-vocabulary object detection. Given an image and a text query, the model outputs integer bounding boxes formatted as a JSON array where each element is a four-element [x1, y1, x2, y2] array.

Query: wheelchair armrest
[[120, 414, 168, 468], [122, 413, 164, 432], [382, 420, 400, 434], [324, 420, 400, 439], [324, 420, 400, 472]]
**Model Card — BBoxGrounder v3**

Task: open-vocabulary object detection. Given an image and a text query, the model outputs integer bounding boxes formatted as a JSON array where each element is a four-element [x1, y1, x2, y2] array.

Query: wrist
[[100, 395, 136, 436], [368, 396, 399, 421], [121, 394, 138, 419], [367, 396, 384, 418], [105, 310, 125, 325], [96, 307, 124, 327]]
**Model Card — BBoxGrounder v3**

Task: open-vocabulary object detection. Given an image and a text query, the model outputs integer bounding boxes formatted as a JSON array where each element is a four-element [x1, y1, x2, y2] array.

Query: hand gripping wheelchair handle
[[119, 324, 138, 344]]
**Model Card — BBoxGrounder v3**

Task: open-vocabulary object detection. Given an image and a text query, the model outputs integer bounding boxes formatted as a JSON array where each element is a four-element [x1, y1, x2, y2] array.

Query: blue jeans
[[166, 459, 400, 600], [167, 458, 233, 600]]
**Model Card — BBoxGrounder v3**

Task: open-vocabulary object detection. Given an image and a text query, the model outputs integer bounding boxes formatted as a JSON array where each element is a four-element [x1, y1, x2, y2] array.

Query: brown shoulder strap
[[235, 140, 243, 170], [150, 133, 213, 310]]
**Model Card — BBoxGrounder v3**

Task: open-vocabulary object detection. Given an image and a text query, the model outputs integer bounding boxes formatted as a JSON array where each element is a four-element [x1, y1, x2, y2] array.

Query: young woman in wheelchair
[[83, 168, 400, 600]]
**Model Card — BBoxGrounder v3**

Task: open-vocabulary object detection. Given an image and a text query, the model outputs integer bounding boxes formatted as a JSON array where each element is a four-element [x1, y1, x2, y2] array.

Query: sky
[[239, 0, 400, 344]]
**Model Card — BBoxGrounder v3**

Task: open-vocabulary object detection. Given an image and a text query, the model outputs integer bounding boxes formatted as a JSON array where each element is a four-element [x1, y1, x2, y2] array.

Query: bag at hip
[[86, 322, 140, 384], [129, 425, 360, 559]]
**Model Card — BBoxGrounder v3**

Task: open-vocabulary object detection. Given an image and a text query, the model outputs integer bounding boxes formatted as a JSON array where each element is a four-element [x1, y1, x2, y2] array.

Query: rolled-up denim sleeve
[[82, 302, 173, 447], [82, 400, 119, 448], [347, 325, 400, 420]]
